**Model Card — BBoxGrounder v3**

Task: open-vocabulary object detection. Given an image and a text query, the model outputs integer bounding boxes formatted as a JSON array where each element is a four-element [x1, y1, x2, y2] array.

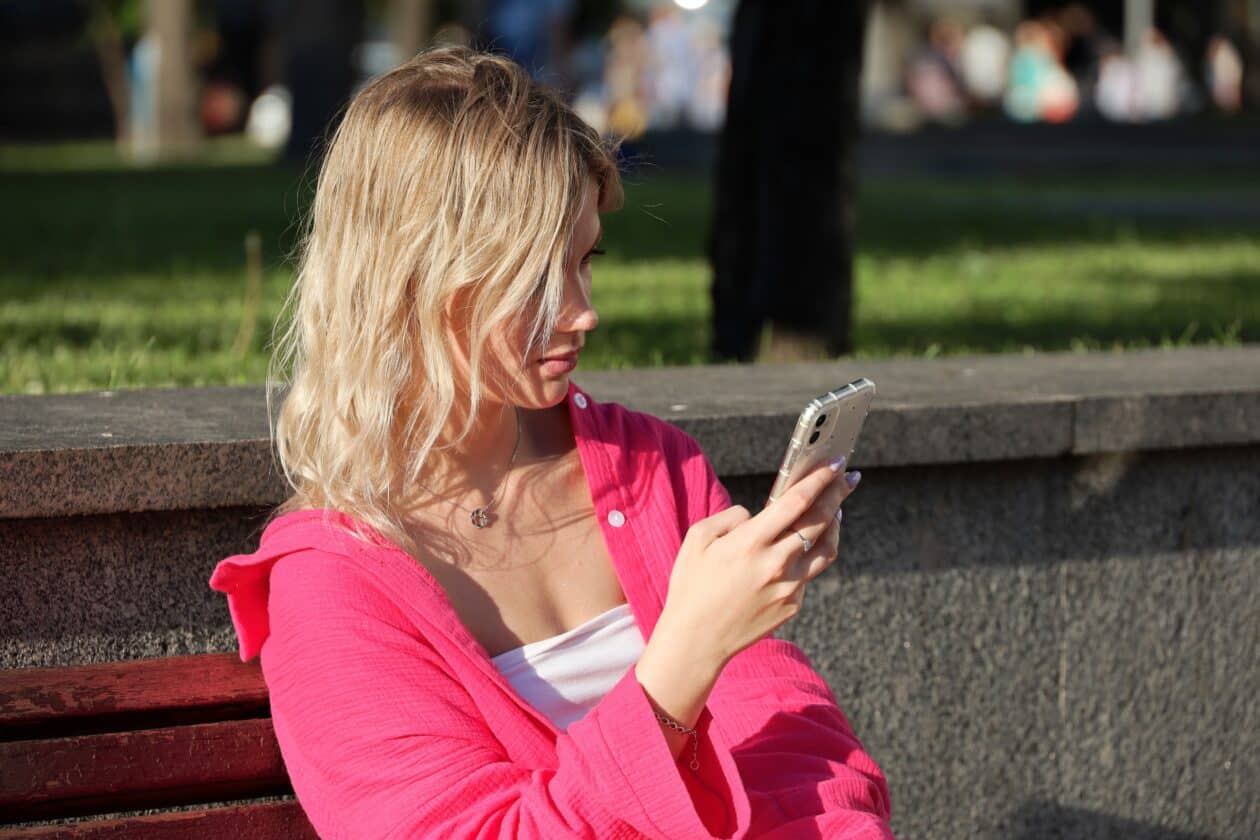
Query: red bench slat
[[0, 800, 317, 840], [0, 719, 290, 823], [0, 655, 268, 741]]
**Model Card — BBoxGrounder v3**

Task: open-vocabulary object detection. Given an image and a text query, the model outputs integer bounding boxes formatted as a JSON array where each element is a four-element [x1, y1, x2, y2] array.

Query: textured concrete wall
[[2, 347, 1257, 839], [749, 447, 1259, 840]]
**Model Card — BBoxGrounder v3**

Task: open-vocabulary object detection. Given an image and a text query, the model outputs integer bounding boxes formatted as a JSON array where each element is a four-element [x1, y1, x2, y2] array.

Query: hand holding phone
[[767, 378, 875, 506], [660, 458, 862, 669], [654, 379, 875, 670]]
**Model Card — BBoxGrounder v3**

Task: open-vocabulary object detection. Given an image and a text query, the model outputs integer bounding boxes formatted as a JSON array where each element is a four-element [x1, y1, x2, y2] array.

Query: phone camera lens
[[815, 414, 828, 428], [808, 430, 821, 445]]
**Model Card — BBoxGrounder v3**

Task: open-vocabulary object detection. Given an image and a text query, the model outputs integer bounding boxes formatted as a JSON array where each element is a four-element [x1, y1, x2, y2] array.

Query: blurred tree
[[708, 1, 872, 363], [148, 0, 200, 153], [390, 0, 436, 62], [79, 0, 144, 146]]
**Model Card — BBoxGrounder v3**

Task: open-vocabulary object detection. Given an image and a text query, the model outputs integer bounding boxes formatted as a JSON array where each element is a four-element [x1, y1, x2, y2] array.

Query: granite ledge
[[1, 345, 1257, 519]]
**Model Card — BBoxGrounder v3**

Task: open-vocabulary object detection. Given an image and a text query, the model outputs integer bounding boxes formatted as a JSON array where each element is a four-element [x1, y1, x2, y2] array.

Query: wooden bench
[[0, 653, 317, 838]]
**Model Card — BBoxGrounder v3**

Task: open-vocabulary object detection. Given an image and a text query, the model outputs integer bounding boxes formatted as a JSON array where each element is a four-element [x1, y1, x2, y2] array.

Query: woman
[[210, 45, 891, 839]]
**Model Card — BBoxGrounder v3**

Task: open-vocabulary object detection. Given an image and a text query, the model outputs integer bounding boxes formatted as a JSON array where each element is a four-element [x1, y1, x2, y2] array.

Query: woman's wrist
[[633, 617, 724, 763], [647, 607, 729, 686]]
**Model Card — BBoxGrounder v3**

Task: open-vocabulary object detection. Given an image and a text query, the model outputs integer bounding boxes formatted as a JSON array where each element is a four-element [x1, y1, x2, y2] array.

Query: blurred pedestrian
[[1004, 19, 1078, 123], [482, 0, 576, 90], [1095, 44, 1138, 121], [1134, 27, 1184, 120], [1205, 35, 1243, 112], [906, 16, 968, 124], [959, 22, 1010, 106]]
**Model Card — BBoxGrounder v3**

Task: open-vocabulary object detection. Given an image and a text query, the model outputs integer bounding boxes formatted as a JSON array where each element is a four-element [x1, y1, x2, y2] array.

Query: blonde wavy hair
[[262, 44, 624, 560]]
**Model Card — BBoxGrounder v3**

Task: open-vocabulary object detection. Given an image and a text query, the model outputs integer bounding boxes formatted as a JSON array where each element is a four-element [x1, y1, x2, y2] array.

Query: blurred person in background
[[643, 4, 692, 130], [905, 16, 968, 125], [1134, 27, 1186, 120], [1095, 42, 1138, 121], [604, 15, 650, 142], [483, 0, 576, 90], [568, 31, 611, 136], [1206, 34, 1244, 112], [1004, 18, 1078, 123], [1096, 25, 1187, 122], [959, 19, 1011, 108], [686, 16, 729, 131]]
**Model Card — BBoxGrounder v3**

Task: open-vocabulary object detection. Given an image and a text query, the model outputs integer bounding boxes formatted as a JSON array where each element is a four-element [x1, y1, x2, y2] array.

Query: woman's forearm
[[632, 620, 725, 762]]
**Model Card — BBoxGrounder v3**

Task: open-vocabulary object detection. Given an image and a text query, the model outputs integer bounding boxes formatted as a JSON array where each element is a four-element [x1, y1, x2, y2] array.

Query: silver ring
[[794, 529, 813, 553]]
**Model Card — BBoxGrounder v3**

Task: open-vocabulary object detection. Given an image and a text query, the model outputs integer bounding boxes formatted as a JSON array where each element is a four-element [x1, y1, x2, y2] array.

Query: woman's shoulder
[[248, 508, 421, 607]]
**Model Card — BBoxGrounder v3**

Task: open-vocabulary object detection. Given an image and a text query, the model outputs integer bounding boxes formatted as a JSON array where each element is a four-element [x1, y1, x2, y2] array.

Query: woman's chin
[[514, 376, 571, 409]]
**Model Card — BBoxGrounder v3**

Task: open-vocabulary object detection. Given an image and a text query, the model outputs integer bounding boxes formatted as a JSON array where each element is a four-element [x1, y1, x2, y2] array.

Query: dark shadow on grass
[[0, 164, 314, 278], [0, 165, 718, 275], [4, 164, 1260, 277]]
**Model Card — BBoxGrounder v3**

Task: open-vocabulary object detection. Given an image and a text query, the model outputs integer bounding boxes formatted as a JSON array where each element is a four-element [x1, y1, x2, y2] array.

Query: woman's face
[[446, 177, 602, 411]]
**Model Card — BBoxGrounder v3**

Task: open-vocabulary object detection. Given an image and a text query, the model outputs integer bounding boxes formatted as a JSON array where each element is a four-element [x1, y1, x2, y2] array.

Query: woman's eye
[[582, 248, 606, 265]]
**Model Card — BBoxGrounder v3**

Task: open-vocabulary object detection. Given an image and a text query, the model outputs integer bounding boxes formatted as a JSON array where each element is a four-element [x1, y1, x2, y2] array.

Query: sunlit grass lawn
[[1, 139, 1257, 394]]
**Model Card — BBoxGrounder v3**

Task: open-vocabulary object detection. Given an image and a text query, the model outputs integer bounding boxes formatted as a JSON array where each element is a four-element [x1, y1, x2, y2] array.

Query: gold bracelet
[[652, 708, 700, 771]]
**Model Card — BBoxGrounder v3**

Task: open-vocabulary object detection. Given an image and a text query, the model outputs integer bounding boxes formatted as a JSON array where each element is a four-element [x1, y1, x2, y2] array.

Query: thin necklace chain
[[416, 405, 521, 528]]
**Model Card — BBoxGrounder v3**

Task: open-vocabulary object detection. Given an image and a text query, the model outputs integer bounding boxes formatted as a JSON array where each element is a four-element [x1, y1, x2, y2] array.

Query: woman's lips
[[539, 352, 578, 375]]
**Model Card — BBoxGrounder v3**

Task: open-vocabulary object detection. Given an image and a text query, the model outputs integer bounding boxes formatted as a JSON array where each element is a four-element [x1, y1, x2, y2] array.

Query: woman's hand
[[658, 458, 861, 671]]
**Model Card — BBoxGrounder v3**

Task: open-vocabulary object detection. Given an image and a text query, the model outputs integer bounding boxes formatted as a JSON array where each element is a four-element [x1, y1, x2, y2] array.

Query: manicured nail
[[829, 455, 847, 472], [844, 470, 862, 488], [834, 506, 843, 523]]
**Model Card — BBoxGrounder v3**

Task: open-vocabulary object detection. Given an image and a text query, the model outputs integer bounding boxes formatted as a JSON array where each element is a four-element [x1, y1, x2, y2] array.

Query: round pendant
[[470, 507, 490, 528]]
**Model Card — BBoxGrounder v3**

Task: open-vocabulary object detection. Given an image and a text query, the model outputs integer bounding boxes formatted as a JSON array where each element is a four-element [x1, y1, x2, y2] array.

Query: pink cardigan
[[209, 379, 893, 839]]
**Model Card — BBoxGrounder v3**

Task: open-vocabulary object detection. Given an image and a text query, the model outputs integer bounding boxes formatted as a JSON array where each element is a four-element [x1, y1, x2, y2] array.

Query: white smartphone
[[765, 378, 876, 506]]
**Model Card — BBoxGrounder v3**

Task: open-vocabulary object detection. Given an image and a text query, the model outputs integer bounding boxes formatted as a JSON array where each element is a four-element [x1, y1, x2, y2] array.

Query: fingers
[[688, 503, 752, 549], [790, 468, 859, 548], [820, 468, 861, 514], [749, 461, 841, 545], [770, 462, 857, 551], [800, 511, 843, 583], [778, 511, 842, 588]]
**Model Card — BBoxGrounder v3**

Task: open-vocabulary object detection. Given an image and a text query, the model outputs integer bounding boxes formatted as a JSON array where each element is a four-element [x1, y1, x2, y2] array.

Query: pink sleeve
[[675, 428, 895, 838], [261, 550, 751, 840]]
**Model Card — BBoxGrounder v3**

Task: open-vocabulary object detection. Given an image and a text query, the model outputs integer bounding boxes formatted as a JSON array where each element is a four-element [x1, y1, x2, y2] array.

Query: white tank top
[[490, 602, 644, 732]]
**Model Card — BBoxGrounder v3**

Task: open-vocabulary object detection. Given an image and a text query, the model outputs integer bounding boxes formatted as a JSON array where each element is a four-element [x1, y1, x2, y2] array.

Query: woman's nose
[[561, 288, 599, 332]]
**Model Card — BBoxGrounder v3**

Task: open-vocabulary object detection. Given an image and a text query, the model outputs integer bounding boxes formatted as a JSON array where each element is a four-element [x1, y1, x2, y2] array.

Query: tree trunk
[[391, 0, 436, 63], [708, 1, 871, 363], [148, 0, 199, 153]]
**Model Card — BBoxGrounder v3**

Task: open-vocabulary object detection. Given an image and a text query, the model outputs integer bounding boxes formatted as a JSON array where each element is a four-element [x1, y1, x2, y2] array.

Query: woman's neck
[[419, 399, 575, 501]]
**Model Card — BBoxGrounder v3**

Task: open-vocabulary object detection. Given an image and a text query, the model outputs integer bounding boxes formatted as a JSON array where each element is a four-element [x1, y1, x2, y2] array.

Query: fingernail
[[844, 470, 862, 488], [834, 506, 843, 523], [829, 455, 847, 472]]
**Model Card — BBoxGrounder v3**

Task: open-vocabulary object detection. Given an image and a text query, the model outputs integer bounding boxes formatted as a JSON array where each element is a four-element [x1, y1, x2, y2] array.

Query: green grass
[[1, 139, 1257, 394]]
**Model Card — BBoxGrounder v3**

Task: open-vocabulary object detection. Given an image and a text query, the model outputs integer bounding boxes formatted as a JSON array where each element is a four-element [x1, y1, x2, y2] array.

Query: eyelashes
[[582, 248, 606, 265]]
